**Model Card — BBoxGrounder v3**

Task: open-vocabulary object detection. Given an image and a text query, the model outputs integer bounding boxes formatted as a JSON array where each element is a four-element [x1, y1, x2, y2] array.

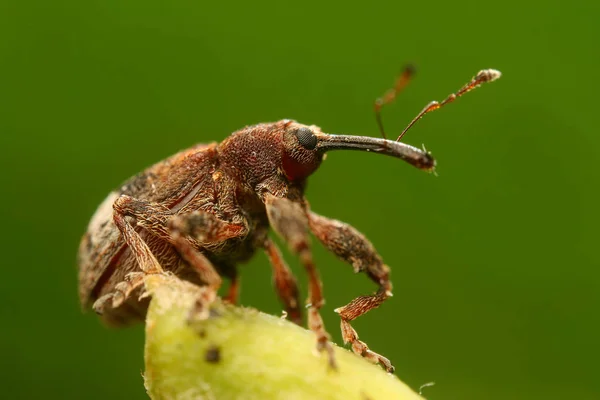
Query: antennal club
[[396, 69, 502, 142], [374, 64, 416, 140]]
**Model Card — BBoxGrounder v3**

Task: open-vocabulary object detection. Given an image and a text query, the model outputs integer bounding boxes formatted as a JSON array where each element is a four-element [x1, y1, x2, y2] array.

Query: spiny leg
[[112, 194, 247, 313], [113, 194, 170, 274], [264, 194, 336, 368], [110, 195, 229, 309], [264, 238, 302, 325], [93, 289, 148, 323], [107, 195, 171, 308], [396, 68, 502, 141], [168, 211, 248, 319], [308, 211, 394, 373], [374, 64, 416, 140], [109, 272, 147, 309], [169, 233, 221, 320], [168, 210, 248, 245]]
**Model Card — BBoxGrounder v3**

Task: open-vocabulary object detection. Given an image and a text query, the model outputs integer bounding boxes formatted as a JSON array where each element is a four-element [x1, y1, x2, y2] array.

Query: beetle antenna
[[374, 64, 416, 140], [396, 69, 502, 142]]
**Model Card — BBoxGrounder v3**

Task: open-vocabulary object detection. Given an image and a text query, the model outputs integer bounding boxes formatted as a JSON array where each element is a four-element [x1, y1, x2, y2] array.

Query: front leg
[[308, 211, 395, 373], [264, 194, 336, 369]]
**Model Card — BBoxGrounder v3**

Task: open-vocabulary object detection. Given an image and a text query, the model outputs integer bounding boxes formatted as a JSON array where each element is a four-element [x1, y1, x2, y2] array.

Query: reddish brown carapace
[[78, 69, 501, 372]]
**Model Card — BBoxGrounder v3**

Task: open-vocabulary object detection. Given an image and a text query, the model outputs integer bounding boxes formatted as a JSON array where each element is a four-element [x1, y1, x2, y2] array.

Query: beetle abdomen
[[78, 191, 123, 308]]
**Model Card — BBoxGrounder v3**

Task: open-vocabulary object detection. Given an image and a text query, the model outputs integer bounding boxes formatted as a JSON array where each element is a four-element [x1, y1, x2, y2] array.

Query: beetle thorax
[[218, 123, 285, 188]]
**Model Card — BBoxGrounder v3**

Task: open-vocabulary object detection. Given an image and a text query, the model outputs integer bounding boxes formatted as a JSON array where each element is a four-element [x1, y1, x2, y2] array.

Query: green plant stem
[[144, 275, 424, 400]]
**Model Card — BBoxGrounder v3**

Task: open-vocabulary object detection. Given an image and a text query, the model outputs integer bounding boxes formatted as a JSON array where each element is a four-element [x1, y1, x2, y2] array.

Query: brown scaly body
[[78, 69, 501, 372]]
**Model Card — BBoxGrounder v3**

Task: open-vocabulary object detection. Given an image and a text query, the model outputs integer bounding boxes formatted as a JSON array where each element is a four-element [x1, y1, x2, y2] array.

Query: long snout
[[316, 133, 435, 171]]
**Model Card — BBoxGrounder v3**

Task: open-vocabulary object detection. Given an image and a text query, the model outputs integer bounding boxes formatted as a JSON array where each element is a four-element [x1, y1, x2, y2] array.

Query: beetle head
[[218, 119, 435, 189], [279, 119, 436, 182], [280, 120, 324, 181]]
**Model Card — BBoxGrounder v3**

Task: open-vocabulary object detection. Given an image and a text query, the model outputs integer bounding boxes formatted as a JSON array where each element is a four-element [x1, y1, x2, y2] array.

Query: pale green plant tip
[[144, 275, 424, 400]]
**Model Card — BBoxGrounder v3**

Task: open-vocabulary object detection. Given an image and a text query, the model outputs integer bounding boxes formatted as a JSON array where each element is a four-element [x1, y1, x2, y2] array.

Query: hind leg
[[107, 194, 247, 315], [93, 272, 148, 311], [167, 212, 248, 319], [92, 273, 148, 322], [94, 195, 172, 311], [264, 238, 302, 325], [264, 194, 336, 369]]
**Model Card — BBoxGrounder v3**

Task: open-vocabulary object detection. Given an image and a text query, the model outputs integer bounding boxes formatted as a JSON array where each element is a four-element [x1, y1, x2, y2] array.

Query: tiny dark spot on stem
[[197, 329, 206, 338], [205, 346, 221, 363]]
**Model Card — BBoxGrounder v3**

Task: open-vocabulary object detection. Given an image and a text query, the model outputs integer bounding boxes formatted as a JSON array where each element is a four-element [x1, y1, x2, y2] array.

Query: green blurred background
[[1, 0, 598, 399]]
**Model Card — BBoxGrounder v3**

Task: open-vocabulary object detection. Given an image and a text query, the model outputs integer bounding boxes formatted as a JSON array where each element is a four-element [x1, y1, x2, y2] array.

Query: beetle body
[[78, 69, 500, 371]]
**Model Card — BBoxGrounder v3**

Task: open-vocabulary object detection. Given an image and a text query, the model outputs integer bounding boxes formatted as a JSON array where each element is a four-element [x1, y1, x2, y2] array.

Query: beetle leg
[[221, 265, 240, 304], [168, 211, 247, 245], [167, 211, 248, 319], [92, 293, 117, 315], [264, 194, 336, 369], [263, 238, 302, 325], [308, 211, 395, 373], [113, 194, 169, 274], [111, 271, 146, 308], [112, 195, 246, 314], [92, 285, 147, 322], [169, 232, 221, 320]]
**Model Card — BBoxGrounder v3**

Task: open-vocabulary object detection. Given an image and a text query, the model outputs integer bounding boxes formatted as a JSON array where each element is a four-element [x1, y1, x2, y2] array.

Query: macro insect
[[78, 68, 501, 372]]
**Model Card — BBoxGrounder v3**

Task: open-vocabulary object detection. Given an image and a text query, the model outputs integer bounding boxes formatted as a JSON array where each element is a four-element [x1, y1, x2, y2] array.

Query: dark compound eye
[[294, 127, 317, 150]]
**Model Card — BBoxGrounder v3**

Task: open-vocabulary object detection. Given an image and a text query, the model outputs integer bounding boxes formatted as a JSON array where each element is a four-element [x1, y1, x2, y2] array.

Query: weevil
[[78, 68, 501, 372]]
